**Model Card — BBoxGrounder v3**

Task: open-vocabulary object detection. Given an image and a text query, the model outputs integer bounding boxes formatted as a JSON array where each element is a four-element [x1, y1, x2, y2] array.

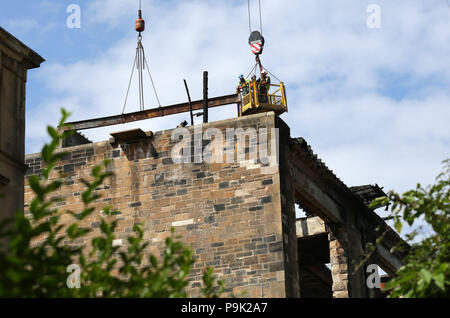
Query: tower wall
[[25, 112, 297, 297]]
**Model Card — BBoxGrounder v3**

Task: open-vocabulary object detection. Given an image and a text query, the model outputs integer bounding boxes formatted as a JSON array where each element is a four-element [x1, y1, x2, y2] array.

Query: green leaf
[[419, 269, 432, 284], [67, 224, 79, 238], [47, 126, 59, 140], [369, 196, 389, 209], [394, 218, 403, 233], [28, 175, 43, 197], [433, 273, 445, 291]]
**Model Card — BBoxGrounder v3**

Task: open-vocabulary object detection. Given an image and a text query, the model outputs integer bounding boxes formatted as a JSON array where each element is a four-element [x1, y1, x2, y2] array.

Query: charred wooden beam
[[183, 79, 194, 126], [203, 71, 208, 123], [62, 93, 239, 131]]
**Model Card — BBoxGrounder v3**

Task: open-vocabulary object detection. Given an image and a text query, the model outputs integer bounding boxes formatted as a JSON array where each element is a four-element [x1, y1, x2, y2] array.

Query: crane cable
[[246, 63, 257, 79], [258, 0, 263, 35], [245, 0, 282, 83], [142, 46, 161, 108], [122, 0, 161, 114], [247, 0, 263, 35], [262, 66, 282, 83], [247, 0, 251, 34], [122, 53, 137, 114]]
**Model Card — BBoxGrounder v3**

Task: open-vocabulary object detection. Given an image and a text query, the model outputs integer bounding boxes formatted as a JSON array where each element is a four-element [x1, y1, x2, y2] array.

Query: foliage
[[369, 159, 450, 298], [0, 109, 224, 298]]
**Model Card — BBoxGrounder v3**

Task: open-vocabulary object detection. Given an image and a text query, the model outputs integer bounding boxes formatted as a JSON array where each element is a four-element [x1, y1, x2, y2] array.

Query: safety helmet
[[238, 74, 244, 79]]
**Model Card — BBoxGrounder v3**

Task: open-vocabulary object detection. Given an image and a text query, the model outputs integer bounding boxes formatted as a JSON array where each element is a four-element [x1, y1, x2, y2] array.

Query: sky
[[1, 0, 449, 227]]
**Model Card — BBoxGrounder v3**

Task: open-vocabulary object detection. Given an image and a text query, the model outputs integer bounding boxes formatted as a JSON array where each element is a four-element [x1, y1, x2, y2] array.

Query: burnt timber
[[62, 94, 239, 131]]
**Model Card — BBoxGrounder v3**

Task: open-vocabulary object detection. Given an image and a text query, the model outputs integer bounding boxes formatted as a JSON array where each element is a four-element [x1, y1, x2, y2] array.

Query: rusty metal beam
[[62, 93, 239, 131]]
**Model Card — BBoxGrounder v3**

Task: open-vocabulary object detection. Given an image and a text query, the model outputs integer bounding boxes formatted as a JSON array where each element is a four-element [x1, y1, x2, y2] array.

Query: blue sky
[[1, 0, 449, 229]]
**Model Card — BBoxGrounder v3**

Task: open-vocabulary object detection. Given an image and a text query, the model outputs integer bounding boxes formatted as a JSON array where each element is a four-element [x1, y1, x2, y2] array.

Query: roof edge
[[0, 27, 45, 69]]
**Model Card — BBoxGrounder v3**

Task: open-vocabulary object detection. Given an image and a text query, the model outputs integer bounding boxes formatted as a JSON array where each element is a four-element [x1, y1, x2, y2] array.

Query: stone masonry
[[25, 112, 297, 297], [25, 111, 407, 298], [0, 27, 44, 227]]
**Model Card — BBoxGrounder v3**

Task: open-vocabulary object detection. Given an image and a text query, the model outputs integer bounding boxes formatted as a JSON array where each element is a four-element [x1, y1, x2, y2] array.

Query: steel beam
[[62, 93, 239, 131]]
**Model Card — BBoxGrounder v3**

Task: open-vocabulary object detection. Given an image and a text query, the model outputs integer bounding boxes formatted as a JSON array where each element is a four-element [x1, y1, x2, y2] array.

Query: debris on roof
[[62, 131, 92, 148], [350, 184, 387, 209]]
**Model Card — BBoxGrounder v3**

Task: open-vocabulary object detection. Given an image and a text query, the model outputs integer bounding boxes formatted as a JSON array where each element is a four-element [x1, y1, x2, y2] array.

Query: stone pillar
[[329, 229, 350, 298], [0, 27, 44, 227], [329, 222, 369, 298]]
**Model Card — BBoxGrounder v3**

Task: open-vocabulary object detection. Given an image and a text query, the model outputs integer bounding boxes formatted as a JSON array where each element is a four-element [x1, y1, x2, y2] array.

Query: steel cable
[[122, 52, 138, 114], [259, 0, 263, 35], [142, 47, 162, 108], [247, 0, 252, 34]]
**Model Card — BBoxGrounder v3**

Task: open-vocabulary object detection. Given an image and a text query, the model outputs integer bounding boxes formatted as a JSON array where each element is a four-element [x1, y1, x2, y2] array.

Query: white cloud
[[26, 0, 450, 206], [4, 18, 57, 37]]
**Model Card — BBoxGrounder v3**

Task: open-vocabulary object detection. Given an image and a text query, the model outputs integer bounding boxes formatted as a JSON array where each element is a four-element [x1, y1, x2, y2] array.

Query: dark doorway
[[297, 233, 333, 298]]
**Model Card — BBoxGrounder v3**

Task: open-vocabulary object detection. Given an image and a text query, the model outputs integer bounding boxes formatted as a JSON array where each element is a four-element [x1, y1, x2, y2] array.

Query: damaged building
[[24, 111, 408, 298], [0, 22, 408, 299]]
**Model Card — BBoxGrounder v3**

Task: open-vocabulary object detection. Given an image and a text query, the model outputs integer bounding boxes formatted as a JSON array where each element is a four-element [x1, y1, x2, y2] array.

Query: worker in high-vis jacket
[[259, 71, 271, 103], [237, 74, 249, 96], [251, 75, 258, 88]]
